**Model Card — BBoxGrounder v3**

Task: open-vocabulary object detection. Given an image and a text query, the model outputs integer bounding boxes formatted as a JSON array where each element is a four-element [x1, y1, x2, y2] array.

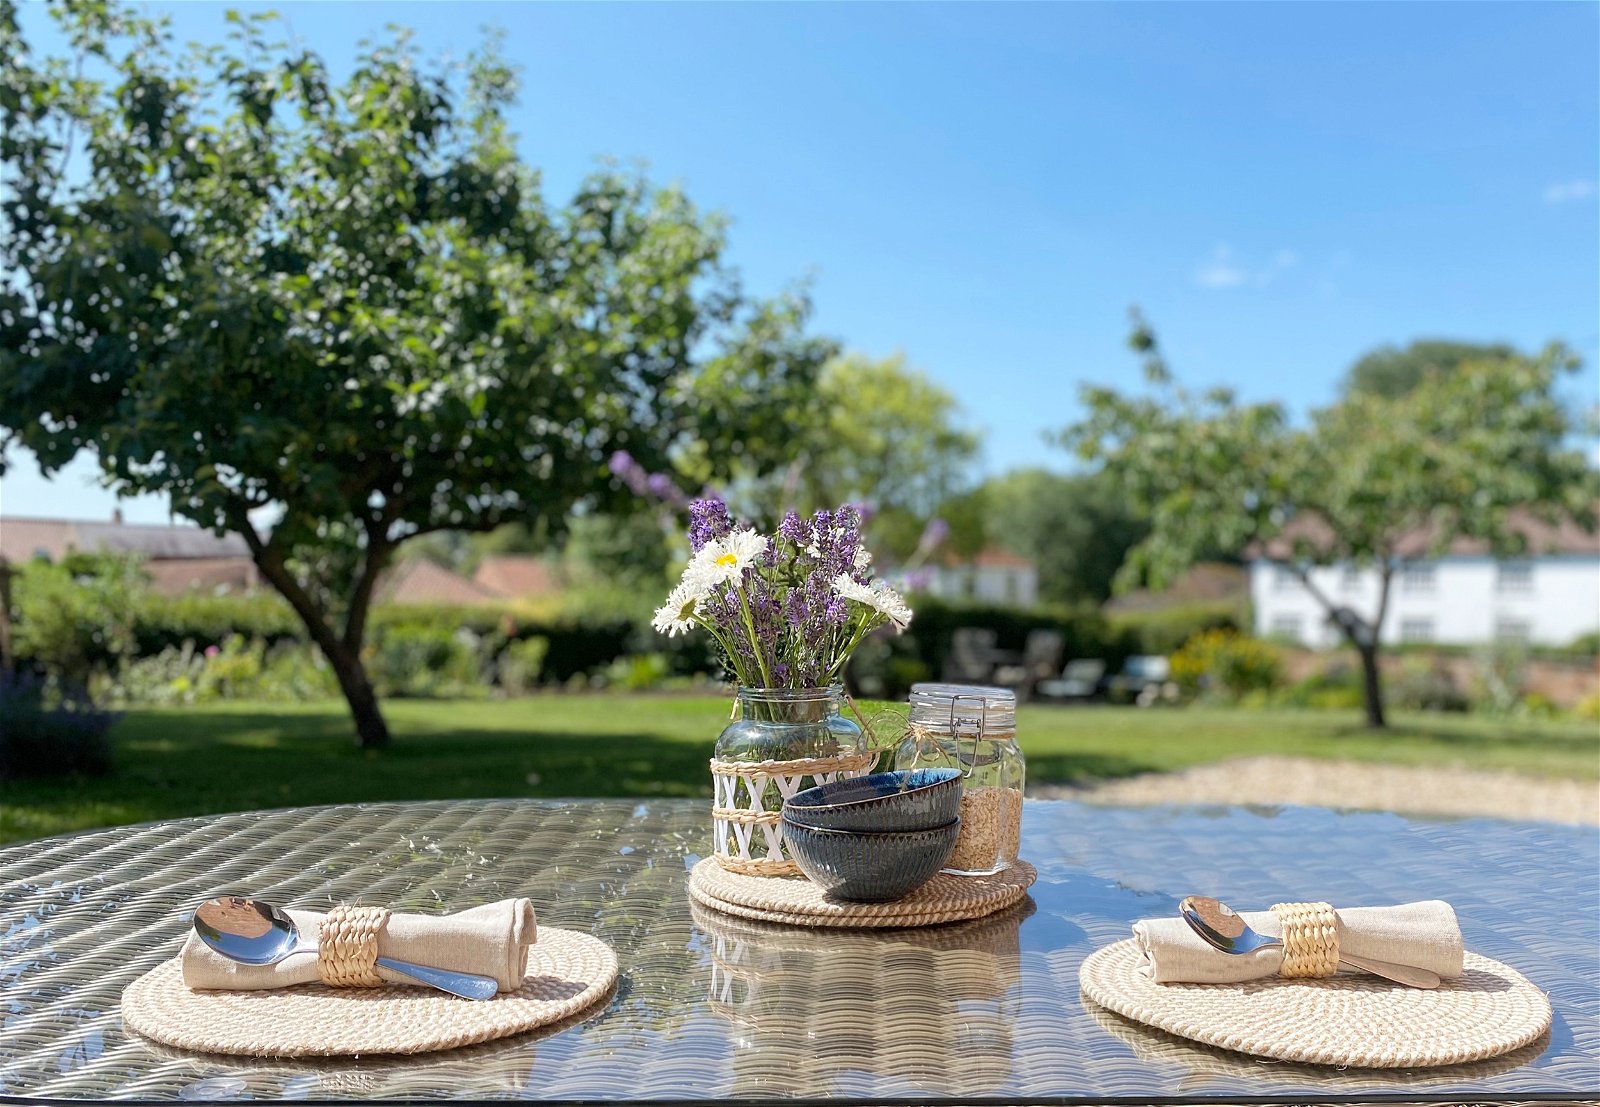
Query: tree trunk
[[1357, 643, 1387, 729], [319, 635, 391, 749]]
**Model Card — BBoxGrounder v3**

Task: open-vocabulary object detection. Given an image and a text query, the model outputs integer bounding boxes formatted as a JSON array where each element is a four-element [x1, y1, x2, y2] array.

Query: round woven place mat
[[688, 856, 1035, 927], [1079, 939, 1551, 1069], [121, 927, 617, 1058]]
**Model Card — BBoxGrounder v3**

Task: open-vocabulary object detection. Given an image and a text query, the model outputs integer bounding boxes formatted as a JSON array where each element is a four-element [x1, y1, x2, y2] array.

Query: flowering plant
[[652, 498, 913, 689]]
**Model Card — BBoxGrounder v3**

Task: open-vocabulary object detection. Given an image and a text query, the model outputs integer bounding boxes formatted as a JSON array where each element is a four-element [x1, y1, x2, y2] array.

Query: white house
[[1249, 514, 1599, 648], [921, 548, 1039, 608]]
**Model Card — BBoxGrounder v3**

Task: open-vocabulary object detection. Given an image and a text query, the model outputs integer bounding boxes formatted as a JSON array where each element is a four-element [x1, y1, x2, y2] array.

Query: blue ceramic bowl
[[783, 768, 963, 832], [780, 816, 960, 902]]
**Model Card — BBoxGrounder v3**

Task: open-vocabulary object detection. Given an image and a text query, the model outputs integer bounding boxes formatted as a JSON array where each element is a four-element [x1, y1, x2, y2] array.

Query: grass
[[3, 695, 1595, 846]]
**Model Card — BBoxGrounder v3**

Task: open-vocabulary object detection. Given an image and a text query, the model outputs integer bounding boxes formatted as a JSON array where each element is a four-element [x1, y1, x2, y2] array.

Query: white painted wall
[[925, 564, 1040, 608], [1250, 556, 1600, 647]]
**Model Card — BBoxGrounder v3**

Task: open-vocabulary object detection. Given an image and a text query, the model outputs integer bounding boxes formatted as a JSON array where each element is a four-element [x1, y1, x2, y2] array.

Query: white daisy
[[832, 574, 913, 631], [852, 546, 873, 572], [688, 528, 769, 587], [651, 579, 706, 637]]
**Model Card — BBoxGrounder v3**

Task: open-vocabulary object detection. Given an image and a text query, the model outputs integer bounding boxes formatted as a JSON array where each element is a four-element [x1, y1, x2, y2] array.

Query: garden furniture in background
[[1036, 657, 1109, 702], [991, 629, 1066, 701], [943, 627, 1001, 682], [0, 797, 1593, 1102]]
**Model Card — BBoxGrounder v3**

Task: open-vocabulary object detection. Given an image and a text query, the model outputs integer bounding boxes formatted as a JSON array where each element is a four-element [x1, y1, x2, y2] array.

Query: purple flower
[[608, 450, 649, 496], [688, 498, 734, 552], [919, 517, 950, 551]]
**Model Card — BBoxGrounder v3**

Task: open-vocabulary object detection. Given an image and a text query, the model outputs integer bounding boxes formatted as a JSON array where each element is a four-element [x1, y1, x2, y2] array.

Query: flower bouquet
[[654, 498, 913, 874]]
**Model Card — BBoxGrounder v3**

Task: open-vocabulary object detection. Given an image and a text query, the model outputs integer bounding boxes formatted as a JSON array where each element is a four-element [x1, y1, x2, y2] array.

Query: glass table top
[[0, 797, 1595, 1104]]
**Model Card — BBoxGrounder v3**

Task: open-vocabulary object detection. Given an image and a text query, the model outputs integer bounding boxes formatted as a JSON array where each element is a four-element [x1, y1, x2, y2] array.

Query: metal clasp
[[947, 692, 988, 779]]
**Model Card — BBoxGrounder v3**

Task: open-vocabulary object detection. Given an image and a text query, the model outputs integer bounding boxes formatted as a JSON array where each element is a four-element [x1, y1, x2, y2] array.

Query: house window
[[1340, 564, 1361, 592], [1494, 617, 1532, 644], [1269, 614, 1303, 641], [1400, 563, 1436, 593], [1272, 565, 1298, 592], [1400, 618, 1435, 643], [1496, 561, 1533, 594]]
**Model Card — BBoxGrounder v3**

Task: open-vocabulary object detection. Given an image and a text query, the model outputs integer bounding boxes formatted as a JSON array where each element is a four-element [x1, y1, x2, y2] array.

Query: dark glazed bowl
[[783, 768, 963, 832], [780, 817, 960, 902]]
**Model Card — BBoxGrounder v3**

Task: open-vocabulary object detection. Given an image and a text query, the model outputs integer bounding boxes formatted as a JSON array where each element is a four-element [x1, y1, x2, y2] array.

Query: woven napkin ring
[[316, 905, 391, 988], [1270, 900, 1339, 978]]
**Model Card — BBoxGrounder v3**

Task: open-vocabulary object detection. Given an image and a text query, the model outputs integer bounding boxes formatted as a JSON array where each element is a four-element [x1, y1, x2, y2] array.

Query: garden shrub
[[1274, 665, 1364, 710], [601, 652, 673, 691], [1108, 601, 1244, 657], [1387, 657, 1470, 713], [12, 554, 144, 690], [1169, 629, 1283, 702], [1574, 689, 1600, 722], [498, 636, 550, 696], [368, 624, 487, 699], [0, 671, 119, 778]]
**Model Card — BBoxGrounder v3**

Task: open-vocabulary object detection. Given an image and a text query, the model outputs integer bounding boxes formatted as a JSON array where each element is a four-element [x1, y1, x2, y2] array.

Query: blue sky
[[3, 0, 1596, 524]]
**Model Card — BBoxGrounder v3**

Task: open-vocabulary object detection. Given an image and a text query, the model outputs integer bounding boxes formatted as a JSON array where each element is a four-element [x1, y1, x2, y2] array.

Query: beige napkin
[[181, 899, 537, 993], [1133, 900, 1463, 984]]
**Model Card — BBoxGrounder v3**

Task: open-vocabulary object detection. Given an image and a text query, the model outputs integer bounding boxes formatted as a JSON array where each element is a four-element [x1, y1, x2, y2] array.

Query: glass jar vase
[[711, 686, 875, 875], [894, 683, 1024, 876]]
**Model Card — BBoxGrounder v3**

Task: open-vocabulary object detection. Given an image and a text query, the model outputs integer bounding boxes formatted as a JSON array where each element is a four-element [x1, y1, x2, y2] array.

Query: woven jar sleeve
[[316, 905, 389, 988], [1272, 900, 1339, 978]]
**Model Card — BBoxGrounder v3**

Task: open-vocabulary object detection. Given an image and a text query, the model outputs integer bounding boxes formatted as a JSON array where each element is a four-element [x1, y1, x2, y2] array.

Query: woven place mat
[[1079, 938, 1551, 1069], [688, 857, 1035, 927], [120, 927, 617, 1058]]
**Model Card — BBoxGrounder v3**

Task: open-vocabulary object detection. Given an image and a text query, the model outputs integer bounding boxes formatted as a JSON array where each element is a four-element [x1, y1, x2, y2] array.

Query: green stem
[[825, 612, 881, 681], [694, 617, 753, 687], [734, 585, 775, 688]]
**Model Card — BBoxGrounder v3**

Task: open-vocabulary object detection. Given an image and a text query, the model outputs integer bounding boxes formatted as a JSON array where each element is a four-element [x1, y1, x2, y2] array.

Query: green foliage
[[103, 636, 340, 705], [959, 469, 1147, 604], [367, 624, 488, 699], [600, 652, 674, 691], [11, 555, 146, 692], [1386, 657, 1470, 713], [1063, 311, 1597, 726], [1567, 631, 1600, 656], [1106, 602, 1242, 657], [497, 636, 549, 696], [0, 2, 833, 745], [1343, 339, 1517, 399], [1169, 629, 1283, 702], [1274, 666, 1365, 711], [0, 673, 119, 779]]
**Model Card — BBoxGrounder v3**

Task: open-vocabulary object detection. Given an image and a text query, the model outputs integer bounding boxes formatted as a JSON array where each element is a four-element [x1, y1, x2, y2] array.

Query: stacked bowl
[[780, 768, 963, 902]]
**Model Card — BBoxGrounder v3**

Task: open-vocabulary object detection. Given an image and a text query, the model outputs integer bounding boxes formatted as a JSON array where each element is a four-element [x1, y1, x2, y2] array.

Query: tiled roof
[[473, 555, 559, 599], [1249, 506, 1600, 561], [376, 559, 503, 606], [0, 516, 248, 562]]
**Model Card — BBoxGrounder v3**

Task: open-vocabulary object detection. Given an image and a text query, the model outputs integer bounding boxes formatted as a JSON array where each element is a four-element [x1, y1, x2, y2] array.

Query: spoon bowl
[[1179, 895, 1440, 989], [191, 895, 500, 1000]]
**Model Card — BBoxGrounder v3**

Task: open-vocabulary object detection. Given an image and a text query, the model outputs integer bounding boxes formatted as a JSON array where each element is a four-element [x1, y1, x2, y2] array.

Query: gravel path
[[1032, 756, 1598, 826]]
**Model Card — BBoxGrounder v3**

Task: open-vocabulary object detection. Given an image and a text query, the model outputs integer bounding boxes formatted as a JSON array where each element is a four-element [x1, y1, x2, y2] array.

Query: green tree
[[976, 469, 1147, 604], [0, 4, 833, 747], [789, 353, 980, 558], [1063, 313, 1594, 728], [1344, 339, 1516, 399]]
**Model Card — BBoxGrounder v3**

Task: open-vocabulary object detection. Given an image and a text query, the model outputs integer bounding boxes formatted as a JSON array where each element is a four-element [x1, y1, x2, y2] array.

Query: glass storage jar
[[893, 683, 1024, 876], [711, 685, 873, 874]]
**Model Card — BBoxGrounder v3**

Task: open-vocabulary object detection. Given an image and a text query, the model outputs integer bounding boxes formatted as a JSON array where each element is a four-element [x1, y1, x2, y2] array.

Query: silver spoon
[[1179, 895, 1440, 989], [192, 896, 499, 1000]]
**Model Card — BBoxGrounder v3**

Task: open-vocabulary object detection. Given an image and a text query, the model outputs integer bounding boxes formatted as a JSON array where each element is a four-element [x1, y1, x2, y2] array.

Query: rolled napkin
[[1134, 899, 1463, 984], [181, 898, 537, 993]]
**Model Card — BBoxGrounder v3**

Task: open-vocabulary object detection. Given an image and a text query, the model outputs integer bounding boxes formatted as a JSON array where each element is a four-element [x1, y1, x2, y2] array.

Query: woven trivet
[[1078, 938, 1551, 1069], [120, 927, 617, 1058], [687, 856, 1035, 928]]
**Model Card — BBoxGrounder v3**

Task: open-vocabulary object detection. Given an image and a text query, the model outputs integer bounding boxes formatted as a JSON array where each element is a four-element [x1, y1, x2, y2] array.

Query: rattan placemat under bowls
[[688, 856, 1036, 927], [1078, 938, 1551, 1069], [120, 927, 617, 1058]]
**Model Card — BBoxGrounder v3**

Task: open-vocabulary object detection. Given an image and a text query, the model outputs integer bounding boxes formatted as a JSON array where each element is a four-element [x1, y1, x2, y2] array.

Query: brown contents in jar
[[946, 786, 1023, 873]]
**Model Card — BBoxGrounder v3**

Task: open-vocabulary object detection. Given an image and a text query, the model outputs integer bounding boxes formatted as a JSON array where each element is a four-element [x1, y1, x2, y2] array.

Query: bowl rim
[[778, 815, 960, 838], [785, 767, 963, 812]]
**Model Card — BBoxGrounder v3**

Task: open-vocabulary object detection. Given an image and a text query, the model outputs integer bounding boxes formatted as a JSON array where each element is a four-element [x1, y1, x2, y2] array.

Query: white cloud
[[1544, 179, 1596, 204], [1194, 244, 1247, 289], [1194, 244, 1303, 290]]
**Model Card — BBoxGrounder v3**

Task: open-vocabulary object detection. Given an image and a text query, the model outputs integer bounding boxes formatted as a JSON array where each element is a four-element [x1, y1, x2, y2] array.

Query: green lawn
[[3, 695, 1595, 846]]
